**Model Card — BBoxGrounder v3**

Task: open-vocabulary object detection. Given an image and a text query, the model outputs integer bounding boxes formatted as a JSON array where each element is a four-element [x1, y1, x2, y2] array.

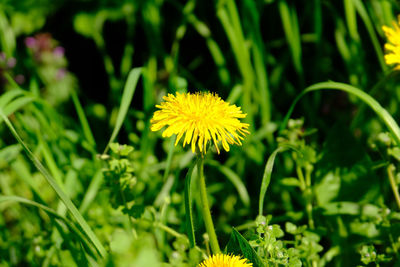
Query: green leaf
[[103, 68, 142, 154], [315, 171, 340, 205], [259, 145, 297, 216], [184, 158, 198, 248], [278, 0, 302, 75], [271, 225, 284, 238], [73, 13, 97, 38], [0, 195, 97, 258], [280, 81, 400, 149], [206, 159, 250, 207], [352, 0, 386, 71], [0, 111, 107, 258], [71, 91, 96, 148], [0, 89, 25, 108], [285, 222, 298, 234], [226, 228, 264, 267], [388, 147, 400, 162], [11, 11, 46, 36]]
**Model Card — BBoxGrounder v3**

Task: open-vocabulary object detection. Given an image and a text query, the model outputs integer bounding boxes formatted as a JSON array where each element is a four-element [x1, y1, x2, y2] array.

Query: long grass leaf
[[207, 160, 250, 207], [280, 81, 400, 147], [3, 96, 34, 116], [0, 111, 107, 258], [184, 158, 198, 248], [279, 0, 302, 75], [0, 195, 97, 257], [259, 145, 297, 216], [103, 67, 142, 154], [0, 89, 25, 107], [352, 0, 386, 71], [71, 91, 96, 148], [79, 170, 103, 214], [344, 0, 360, 41]]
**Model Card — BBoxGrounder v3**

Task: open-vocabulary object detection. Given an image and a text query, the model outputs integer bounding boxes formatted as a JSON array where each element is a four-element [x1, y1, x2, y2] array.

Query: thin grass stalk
[[280, 81, 400, 147], [0, 111, 107, 258], [216, 1, 254, 128]]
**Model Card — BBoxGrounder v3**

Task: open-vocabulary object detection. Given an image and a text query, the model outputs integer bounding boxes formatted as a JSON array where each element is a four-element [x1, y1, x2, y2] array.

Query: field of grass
[[1, 0, 400, 266]]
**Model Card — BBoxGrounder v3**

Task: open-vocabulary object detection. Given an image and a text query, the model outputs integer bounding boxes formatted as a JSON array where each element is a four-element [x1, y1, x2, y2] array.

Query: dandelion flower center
[[198, 254, 253, 267], [382, 16, 400, 69], [150, 92, 249, 154]]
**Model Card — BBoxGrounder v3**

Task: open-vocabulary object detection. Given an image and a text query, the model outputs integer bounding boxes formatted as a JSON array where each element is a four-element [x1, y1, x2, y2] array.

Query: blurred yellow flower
[[150, 92, 249, 154], [382, 17, 400, 69], [198, 254, 253, 267]]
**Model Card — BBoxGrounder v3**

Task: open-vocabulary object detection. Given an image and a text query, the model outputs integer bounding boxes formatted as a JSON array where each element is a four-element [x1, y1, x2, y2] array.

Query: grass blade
[[279, 0, 303, 76], [280, 81, 400, 148], [184, 158, 198, 248], [79, 170, 103, 214], [103, 67, 142, 154], [0, 89, 25, 107], [259, 145, 296, 216], [0, 111, 107, 258], [71, 91, 96, 149], [207, 159, 250, 207], [0, 195, 98, 257], [344, 0, 360, 41], [352, 0, 386, 71], [3, 96, 34, 116]]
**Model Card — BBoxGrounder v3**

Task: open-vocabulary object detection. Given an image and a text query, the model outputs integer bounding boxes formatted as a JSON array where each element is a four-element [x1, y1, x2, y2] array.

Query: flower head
[[382, 16, 400, 69], [150, 92, 249, 154], [198, 254, 253, 267]]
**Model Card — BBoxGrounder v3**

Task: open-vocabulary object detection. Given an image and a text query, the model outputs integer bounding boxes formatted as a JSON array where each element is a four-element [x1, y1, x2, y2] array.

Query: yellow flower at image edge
[[150, 92, 249, 154], [382, 16, 400, 69], [198, 254, 253, 267]]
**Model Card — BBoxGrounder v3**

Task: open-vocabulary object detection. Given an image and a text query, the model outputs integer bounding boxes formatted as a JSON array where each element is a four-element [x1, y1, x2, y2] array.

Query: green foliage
[[101, 143, 139, 214], [248, 215, 322, 266], [226, 228, 264, 267], [1, 0, 400, 266], [359, 245, 392, 265]]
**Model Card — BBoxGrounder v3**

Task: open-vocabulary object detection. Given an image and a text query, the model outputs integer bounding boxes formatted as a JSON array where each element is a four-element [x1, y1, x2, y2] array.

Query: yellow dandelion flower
[[150, 91, 249, 154], [198, 254, 253, 267], [382, 16, 400, 69]]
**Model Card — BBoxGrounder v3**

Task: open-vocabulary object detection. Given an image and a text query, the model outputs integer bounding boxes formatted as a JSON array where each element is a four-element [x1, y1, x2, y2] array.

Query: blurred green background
[[1, 0, 400, 266]]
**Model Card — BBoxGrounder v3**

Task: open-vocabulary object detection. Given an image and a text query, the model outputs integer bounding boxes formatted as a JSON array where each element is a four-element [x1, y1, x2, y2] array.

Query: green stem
[[154, 222, 186, 240], [297, 165, 314, 229], [387, 164, 400, 210], [197, 155, 221, 254], [296, 165, 306, 191]]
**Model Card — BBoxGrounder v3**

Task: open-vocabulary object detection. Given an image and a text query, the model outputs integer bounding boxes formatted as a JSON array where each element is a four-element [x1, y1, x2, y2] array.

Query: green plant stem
[[296, 165, 306, 191], [306, 195, 315, 229], [154, 222, 185, 240], [297, 165, 314, 229], [197, 155, 221, 254], [0, 111, 107, 258], [132, 218, 189, 243], [387, 164, 400, 210]]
